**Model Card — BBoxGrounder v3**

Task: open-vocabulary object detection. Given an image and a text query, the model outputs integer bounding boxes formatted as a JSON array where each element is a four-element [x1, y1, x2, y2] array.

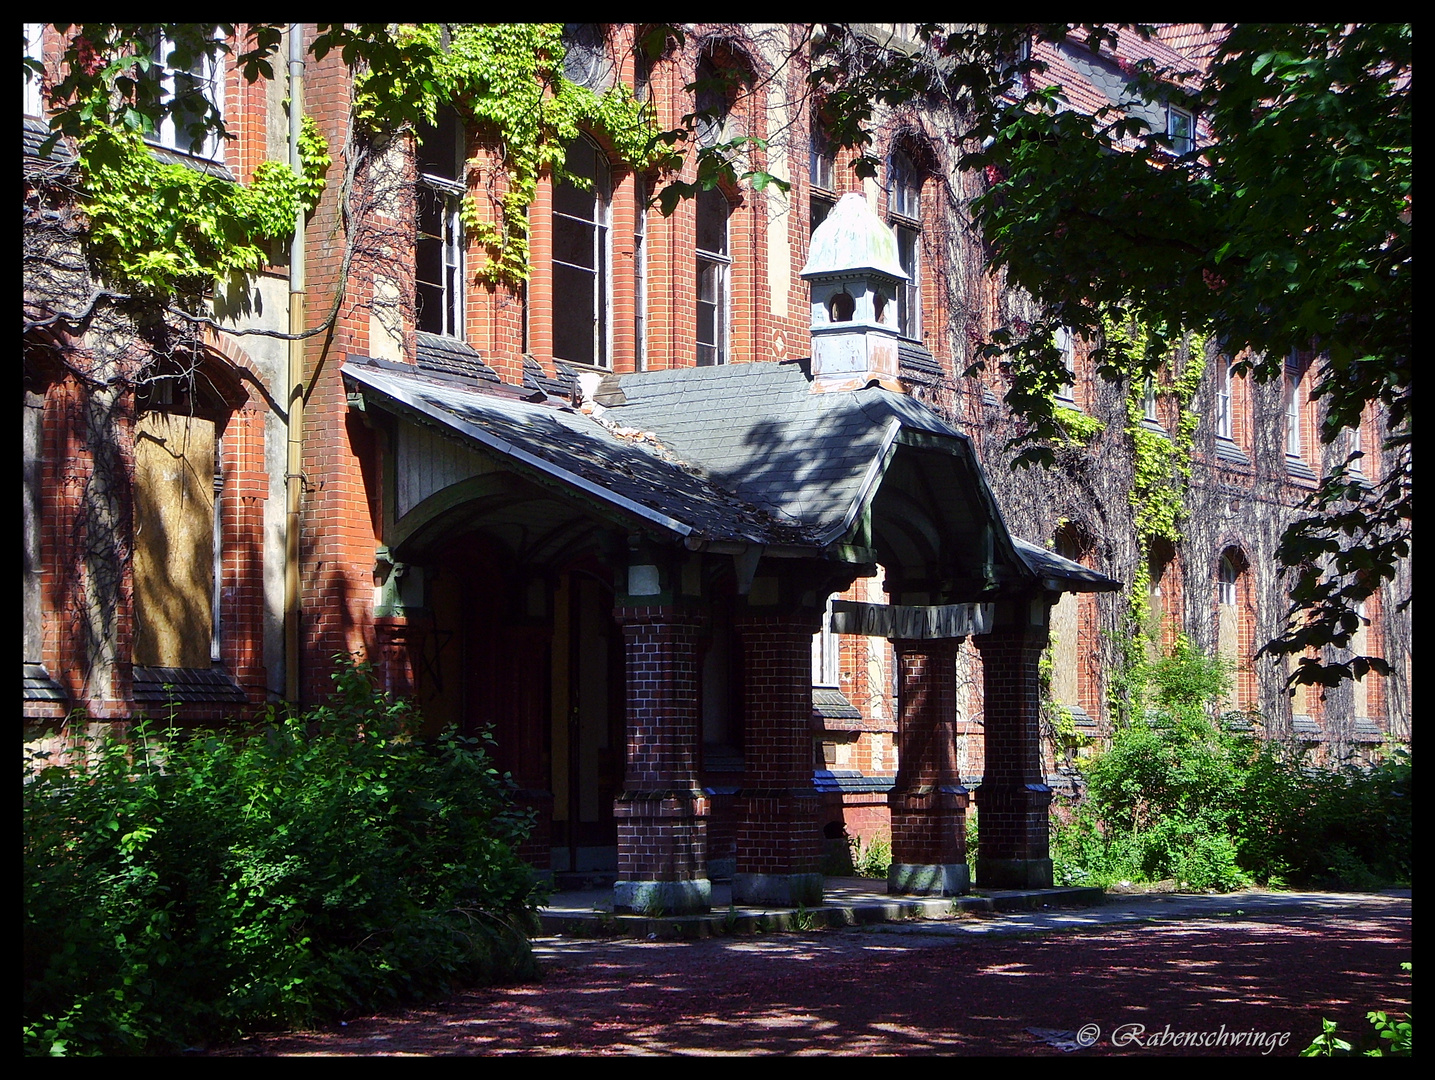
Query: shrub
[[24, 658, 544, 1056], [849, 835, 892, 879], [1052, 635, 1411, 892]]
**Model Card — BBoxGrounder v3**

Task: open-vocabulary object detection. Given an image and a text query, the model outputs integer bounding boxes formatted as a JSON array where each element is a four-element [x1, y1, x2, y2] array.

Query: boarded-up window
[[23, 388, 44, 663], [133, 410, 216, 668]]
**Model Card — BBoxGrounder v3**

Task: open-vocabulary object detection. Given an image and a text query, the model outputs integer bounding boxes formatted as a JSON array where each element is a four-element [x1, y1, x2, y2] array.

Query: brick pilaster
[[732, 610, 825, 906], [888, 637, 969, 895], [973, 611, 1054, 888], [611, 605, 711, 913]]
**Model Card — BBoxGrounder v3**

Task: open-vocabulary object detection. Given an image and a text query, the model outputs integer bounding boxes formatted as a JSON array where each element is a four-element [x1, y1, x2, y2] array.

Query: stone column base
[[977, 857, 1054, 889], [614, 878, 713, 916], [731, 872, 824, 907], [887, 862, 970, 896]]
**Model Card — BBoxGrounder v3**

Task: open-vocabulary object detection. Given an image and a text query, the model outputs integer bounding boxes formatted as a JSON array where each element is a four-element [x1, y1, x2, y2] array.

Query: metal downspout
[[284, 25, 306, 703]]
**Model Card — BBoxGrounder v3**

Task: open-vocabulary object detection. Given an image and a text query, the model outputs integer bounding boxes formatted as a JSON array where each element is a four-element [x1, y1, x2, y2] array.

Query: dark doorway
[[551, 570, 625, 872]]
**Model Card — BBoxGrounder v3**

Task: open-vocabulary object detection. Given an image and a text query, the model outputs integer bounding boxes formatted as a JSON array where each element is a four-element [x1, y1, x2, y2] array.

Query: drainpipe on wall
[[284, 24, 306, 703]]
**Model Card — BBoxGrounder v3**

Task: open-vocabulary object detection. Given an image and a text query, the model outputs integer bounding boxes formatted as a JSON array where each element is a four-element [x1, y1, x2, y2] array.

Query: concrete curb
[[538, 878, 1105, 939]]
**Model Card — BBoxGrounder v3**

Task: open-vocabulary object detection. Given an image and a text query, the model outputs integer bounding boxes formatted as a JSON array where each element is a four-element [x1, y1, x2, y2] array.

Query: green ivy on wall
[[78, 116, 330, 308], [1101, 312, 1209, 720], [1052, 404, 1105, 448], [355, 23, 675, 288]]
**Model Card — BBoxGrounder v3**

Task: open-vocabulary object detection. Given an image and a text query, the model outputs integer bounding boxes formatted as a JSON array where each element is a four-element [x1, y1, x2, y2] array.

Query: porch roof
[[342, 356, 1119, 594]]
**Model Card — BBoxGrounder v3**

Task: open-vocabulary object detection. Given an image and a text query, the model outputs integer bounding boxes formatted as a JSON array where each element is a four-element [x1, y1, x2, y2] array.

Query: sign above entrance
[[830, 600, 993, 640]]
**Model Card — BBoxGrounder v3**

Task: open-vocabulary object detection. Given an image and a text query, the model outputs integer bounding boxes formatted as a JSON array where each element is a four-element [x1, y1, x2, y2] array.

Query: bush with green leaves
[[1052, 636, 1410, 892], [23, 658, 544, 1057]]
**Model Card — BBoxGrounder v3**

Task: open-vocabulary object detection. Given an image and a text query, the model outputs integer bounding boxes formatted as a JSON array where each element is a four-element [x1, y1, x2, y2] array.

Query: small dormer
[[800, 192, 909, 393]]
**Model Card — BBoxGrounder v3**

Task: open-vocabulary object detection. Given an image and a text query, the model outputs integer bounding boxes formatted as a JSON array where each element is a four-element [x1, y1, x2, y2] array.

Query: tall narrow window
[[812, 596, 839, 689], [133, 370, 222, 669], [1284, 351, 1305, 461], [1349, 416, 1365, 476], [696, 185, 730, 366], [210, 436, 224, 662], [23, 23, 45, 119], [1055, 326, 1076, 403], [889, 148, 922, 340], [1215, 362, 1233, 439], [809, 116, 837, 236], [634, 175, 649, 371], [552, 136, 611, 367], [415, 108, 465, 339], [142, 29, 224, 160], [1143, 376, 1159, 423], [1218, 551, 1238, 608]]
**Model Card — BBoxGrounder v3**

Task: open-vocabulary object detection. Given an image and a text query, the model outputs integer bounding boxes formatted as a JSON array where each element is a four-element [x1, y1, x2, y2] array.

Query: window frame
[[812, 597, 840, 689], [695, 185, 731, 367], [1215, 362, 1233, 440], [415, 109, 467, 341], [1166, 103, 1195, 156], [143, 28, 225, 162], [551, 135, 612, 369], [1218, 552, 1239, 608], [634, 174, 649, 372], [1142, 375, 1159, 424], [809, 116, 838, 243], [23, 23, 45, 119], [888, 147, 924, 341], [1284, 351, 1306, 462], [1054, 326, 1076, 403]]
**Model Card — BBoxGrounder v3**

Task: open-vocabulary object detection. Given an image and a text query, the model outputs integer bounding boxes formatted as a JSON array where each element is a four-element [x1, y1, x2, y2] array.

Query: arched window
[[1049, 526, 1097, 723], [553, 135, 611, 368], [888, 146, 923, 340], [1215, 546, 1254, 712], [132, 360, 236, 668], [1217, 551, 1238, 608]]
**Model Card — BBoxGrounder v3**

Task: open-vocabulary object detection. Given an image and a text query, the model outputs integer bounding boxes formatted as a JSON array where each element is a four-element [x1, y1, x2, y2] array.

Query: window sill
[[143, 139, 234, 181], [1215, 436, 1249, 465], [1285, 456, 1318, 481]]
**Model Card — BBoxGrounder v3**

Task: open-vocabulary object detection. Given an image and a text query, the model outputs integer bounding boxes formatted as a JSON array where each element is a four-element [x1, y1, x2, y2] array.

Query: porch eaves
[[341, 358, 821, 550]]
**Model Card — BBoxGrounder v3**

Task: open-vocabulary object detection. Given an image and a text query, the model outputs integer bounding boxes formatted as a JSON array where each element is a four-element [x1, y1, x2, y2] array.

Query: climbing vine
[[1102, 312, 1209, 715], [351, 23, 675, 287], [1052, 404, 1105, 448], [76, 115, 330, 309]]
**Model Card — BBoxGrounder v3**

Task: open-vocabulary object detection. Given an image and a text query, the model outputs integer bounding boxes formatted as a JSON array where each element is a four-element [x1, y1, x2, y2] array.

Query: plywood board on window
[[133, 411, 214, 668]]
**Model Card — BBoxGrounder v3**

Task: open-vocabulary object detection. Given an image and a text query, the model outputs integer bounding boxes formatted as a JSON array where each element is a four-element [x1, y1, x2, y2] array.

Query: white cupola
[[800, 192, 909, 393]]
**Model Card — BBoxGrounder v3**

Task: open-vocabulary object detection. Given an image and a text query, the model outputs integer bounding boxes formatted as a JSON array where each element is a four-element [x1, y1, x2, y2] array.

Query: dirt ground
[[208, 891, 1411, 1056]]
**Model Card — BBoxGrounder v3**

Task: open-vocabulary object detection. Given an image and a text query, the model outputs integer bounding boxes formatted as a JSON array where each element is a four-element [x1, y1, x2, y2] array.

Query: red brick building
[[23, 24, 1409, 908]]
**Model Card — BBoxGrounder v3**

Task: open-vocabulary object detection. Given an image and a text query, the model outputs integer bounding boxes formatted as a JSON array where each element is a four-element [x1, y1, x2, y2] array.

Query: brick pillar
[[732, 611, 825, 907], [887, 637, 970, 895], [973, 602, 1054, 888], [611, 605, 711, 914]]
